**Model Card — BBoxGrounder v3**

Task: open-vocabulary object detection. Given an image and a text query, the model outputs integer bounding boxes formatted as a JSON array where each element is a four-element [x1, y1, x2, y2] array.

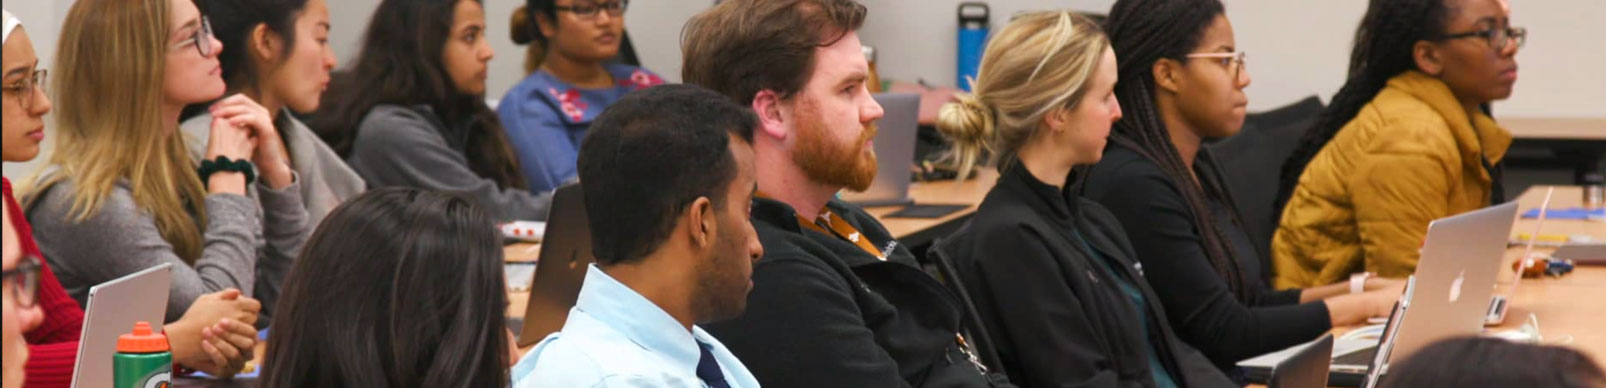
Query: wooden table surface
[[1499, 117, 1606, 141]]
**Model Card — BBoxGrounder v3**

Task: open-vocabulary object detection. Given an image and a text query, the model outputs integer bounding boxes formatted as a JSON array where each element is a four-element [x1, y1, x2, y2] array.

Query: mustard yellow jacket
[[1273, 71, 1512, 289]]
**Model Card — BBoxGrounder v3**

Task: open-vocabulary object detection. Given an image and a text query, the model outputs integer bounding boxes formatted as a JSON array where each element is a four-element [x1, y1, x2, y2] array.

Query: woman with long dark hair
[[309, 0, 550, 221], [1081, 0, 1403, 375], [501, 0, 663, 193], [1272, 0, 1522, 288], [183, 0, 364, 225], [1380, 337, 1606, 388], [261, 188, 509, 387]]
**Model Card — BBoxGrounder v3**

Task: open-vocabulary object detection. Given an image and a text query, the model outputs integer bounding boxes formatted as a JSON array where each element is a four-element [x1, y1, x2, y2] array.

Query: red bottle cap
[[116, 321, 170, 353]]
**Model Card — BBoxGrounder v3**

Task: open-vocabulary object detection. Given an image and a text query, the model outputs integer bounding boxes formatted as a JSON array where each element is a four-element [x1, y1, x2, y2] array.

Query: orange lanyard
[[796, 210, 886, 261]]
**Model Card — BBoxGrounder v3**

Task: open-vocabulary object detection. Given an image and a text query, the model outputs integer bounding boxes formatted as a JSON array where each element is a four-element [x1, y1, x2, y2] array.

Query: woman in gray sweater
[[308, 0, 550, 221], [180, 0, 366, 226], [23, 0, 309, 325]]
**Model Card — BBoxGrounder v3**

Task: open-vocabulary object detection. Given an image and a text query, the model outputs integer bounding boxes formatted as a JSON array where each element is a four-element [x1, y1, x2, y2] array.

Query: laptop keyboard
[[1333, 346, 1379, 366]]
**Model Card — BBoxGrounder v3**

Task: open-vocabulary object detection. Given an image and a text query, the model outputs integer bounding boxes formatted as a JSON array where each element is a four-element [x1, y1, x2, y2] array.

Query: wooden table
[[1498, 117, 1606, 184]]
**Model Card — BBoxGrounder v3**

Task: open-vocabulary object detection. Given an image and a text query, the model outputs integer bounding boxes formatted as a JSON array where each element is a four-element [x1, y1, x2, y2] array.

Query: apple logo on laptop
[[1448, 270, 1465, 303]]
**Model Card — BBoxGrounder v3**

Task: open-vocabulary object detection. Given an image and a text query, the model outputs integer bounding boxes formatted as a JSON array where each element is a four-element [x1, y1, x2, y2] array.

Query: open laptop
[[840, 93, 919, 207], [1488, 187, 1553, 325], [1267, 333, 1334, 388], [72, 263, 172, 388], [1241, 201, 1520, 386], [516, 184, 596, 347]]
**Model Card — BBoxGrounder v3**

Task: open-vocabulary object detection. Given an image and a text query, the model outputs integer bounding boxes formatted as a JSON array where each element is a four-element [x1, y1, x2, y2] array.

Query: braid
[[1105, 0, 1249, 302], [1274, 0, 1452, 216]]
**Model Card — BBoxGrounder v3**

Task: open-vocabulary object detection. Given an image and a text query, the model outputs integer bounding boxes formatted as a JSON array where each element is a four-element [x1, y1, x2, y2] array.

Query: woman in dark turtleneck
[[933, 11, 1234, 388]]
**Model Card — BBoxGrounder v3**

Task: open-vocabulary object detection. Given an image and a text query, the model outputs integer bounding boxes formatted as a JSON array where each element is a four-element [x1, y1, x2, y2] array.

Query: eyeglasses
[[1, 68, 48, 111], [554, 0, 628, 20], [1184, 51, 1249, 81], [2, 255, 41, 309], [1437, 26, 1527, 52], [172, 17, 216, 57]]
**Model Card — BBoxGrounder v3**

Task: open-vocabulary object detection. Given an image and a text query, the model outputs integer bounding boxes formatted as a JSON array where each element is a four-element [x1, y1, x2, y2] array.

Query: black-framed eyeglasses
[[1, 68, 48, 111], [2, 255, 41, 309], [554, 0, 628, 20], [1437, 26, 1527, 52], [172, 17, 215, 57], [1184, 51, 1249, 82]]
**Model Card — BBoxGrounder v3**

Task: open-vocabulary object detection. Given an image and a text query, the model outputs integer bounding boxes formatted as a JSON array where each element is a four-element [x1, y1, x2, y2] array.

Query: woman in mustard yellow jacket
[[1272, 0, 1524, 289]]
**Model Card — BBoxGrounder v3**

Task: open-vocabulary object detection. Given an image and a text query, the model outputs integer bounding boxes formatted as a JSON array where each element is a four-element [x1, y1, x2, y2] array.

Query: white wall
[[7, 0, 1602, 180]]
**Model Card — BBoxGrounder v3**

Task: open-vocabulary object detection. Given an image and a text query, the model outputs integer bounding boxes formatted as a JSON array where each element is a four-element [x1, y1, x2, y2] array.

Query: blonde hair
[[27, 0, 209, 262], [935, 11, 1108, 179]]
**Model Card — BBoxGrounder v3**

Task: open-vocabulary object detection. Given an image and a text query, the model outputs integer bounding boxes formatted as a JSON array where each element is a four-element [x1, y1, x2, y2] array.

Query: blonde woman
[[934, 11, 1234, 387], [23, 0, 307, 331]]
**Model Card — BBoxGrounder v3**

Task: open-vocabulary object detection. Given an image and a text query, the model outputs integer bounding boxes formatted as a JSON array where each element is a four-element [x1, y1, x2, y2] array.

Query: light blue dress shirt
[[512, 264, 761, 388]]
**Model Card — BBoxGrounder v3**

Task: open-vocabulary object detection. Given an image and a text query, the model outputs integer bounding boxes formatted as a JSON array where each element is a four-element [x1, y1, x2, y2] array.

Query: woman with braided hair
[[1081, 0, 1405, 376], [1272, 0, 1523, 288]]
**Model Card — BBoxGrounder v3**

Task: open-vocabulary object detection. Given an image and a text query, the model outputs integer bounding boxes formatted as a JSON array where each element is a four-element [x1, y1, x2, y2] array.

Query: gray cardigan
[[182, 112, 365, 226], [346, 104, 550, 221], [24, 175, 309, 324]]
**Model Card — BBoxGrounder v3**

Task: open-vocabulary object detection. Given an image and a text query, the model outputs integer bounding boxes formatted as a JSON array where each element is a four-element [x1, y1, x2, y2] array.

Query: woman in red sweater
[[3, 8, 260, 385]]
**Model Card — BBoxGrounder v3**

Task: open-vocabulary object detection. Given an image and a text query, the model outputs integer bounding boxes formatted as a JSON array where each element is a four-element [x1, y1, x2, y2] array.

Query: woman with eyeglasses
[[3, 5, 265, 383], [179, 0, 364, 227], [1272, 0, 1525, 288], [1079, 0, 1406, 377], [310, 0, 549, 221], [501, 0, 662, 193]]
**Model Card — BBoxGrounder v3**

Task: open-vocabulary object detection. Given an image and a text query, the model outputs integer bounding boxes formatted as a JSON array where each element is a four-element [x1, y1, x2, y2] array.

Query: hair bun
[[510, 6, 534, 45], [937, 92, 997, 145]]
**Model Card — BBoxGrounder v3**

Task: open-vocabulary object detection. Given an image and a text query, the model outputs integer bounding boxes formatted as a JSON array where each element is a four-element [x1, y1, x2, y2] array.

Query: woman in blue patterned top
[[502, 0, 663, 193]]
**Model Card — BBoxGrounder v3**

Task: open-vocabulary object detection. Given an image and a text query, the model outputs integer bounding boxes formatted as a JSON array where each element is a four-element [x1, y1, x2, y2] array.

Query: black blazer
[[938, 165, 1235, 388], [704, 198, 1009, 388]]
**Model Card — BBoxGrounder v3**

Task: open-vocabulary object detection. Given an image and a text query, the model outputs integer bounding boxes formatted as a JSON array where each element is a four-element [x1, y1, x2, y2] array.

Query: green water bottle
[[114, 321, 172, 388]]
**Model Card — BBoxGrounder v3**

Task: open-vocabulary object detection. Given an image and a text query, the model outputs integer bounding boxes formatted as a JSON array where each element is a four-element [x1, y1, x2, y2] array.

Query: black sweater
[[704, 197, 1010, 388], [937, 164, 1235, 388], [1080, 144, 1331, 372]]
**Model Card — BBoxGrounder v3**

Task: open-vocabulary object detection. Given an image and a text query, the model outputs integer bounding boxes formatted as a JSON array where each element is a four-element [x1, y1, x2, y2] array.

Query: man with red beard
[[682, 1, 1012, 387]]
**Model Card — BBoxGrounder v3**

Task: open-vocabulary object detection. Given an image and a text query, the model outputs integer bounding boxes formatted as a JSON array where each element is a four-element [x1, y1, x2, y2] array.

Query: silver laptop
[[72, 263, 172, 388], [840, 93, 919, 207], [1488, 187, 1553, 325], [516, 184, 595, 347], [1241, 201, 1520, 386]]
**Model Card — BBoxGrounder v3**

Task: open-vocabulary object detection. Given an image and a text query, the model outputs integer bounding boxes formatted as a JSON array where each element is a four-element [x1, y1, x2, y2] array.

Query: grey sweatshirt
[[182, 111, 366, 226], [24, 175, 309, 324], [345, 104, 550, 221]]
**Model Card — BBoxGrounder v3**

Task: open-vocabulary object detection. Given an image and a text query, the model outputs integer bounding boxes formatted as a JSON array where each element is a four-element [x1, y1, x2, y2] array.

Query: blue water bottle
[[956, 2, 990, 91]]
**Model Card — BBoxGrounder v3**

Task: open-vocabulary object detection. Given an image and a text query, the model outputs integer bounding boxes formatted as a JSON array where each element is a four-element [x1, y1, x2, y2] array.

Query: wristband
[[1350, 272, 1373, 295], [198, 156, 256, 186]]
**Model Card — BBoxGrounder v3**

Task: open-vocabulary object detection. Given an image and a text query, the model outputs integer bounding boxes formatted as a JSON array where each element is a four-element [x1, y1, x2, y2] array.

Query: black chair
[[1206, 96, 1324, 259], [924, 237, 1007, 378]]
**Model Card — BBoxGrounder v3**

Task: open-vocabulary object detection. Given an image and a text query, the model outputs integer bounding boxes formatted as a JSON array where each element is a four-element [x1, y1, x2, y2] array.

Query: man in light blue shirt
[[513, 84, 764, 388]]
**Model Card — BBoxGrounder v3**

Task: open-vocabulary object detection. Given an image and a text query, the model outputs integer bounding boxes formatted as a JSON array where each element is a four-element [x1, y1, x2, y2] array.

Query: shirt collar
[[573, 264, 703, 372]]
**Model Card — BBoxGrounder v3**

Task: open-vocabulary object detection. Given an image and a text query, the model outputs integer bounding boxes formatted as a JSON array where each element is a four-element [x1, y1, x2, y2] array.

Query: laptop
[[840, 93, 919, 207], [1488, 187, 1553, 325], [515, 184, 596, 347], [1268, 333, 1334, 388], [72, 263, 173, 388], [1241, 201, 1520, 387]]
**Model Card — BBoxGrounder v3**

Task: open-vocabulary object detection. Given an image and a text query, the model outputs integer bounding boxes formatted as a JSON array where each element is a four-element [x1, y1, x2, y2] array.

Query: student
[[513, 84, 762, 387], [182, 0, 365, 225], [1080, 0, 1404, 374], [4, 201, 42, 388], [1273, 0, 1522, 288], [23, 0, 303, 330], [683, 1, 1010, 386], [933, 10, 1234, 388], [310, 0, 548, 221], [501, 0, 664, 193], [260, 188, 511, 387], [3, 9, 263, 383], [1379, 337, 1606, 388]]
